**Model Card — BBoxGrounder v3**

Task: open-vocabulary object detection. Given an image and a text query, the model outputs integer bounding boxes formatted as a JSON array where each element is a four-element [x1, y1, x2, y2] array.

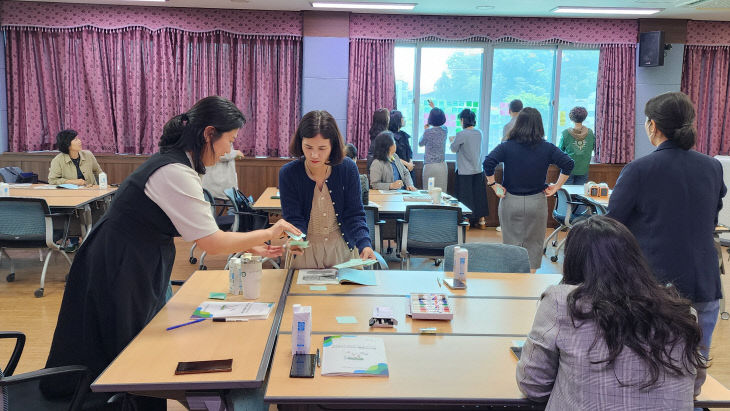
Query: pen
[[166, 318, 206, 331], [316, 348, 321, 367], [212, 317, 248, 322]]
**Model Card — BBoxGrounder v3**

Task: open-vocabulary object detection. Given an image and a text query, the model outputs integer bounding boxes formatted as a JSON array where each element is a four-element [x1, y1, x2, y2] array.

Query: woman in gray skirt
[[419, 100, 448, 191], [483, 108, 573, 271]]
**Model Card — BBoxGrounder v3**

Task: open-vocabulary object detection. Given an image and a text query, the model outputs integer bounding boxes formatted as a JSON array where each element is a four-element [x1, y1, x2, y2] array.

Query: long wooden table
[[253, 186, 473, 217], [91, 269, 290, 405], [563, 184, 609, 207], [262, 269, 730, 409], [8, 184, 117, 237]]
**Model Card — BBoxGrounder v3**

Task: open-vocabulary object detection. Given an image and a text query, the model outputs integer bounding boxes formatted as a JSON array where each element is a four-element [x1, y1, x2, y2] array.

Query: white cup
[[243, 270, 262, 299], [430, 187, 442, 205]]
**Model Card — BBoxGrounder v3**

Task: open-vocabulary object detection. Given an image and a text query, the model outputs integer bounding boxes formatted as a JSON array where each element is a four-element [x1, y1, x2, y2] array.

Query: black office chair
[[397, 205, 469, 270], [0, 331, 91, 411], [0, 197, 73, 297], [222, 188, 277, 270], [543, 188, 594, 262]]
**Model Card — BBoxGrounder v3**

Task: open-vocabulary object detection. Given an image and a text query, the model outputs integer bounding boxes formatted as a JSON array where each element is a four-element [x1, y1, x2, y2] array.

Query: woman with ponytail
[[42, 96, 300, 408], [518, 216, 707, 409], [608, 91, 726, 363]]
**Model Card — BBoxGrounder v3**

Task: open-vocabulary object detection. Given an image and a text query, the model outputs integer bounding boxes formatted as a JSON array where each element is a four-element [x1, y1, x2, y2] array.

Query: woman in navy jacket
[[279, 110, 375, 268], [608, 91, 726, 361]]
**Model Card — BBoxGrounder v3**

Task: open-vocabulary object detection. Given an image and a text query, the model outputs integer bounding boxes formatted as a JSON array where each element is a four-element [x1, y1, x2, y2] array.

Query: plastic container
[[98, 172, 107, 189], [453, 246, 468, 287], [228, 257, 243, 295], [242, 253, 263, 299], [292, 304, 312, 355], [427, 177, 435, 192], [430, 187, 442, 204], [0, 183, 9, 197]]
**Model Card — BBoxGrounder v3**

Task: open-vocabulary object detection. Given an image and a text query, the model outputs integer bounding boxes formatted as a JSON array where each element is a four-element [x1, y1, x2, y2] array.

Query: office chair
[[221, 188, 277, 270], [363, 205, 385, 254], [0, 331, 91, 411], [397, 205, 469, 270], [189, 189, 235, 269], [443, 243, 530, 273], [543, 188, 593, 263], [0, 198, 73, 297]]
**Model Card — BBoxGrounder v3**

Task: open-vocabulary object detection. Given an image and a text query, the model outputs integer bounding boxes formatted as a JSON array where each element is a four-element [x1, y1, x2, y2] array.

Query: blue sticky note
[[310, 285, 327, 291], [336, 316, 358, 324]]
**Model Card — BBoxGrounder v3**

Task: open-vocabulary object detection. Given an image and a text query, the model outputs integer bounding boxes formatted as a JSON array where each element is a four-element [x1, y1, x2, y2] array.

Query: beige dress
[[290, 183, 358, 269]]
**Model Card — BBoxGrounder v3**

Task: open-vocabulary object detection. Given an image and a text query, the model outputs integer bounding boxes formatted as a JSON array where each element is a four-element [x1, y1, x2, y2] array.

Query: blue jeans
[[565, 174, 588, 185], [694, 299, 720, 361]]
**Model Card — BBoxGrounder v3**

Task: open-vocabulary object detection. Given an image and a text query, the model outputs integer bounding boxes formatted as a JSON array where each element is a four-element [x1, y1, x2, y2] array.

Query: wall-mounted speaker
[[639, 31, 665, 67]]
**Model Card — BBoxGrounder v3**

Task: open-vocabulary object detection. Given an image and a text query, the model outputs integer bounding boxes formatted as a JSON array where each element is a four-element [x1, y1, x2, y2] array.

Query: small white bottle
[[428, 177, 435, 192], [98, 172, 108, 189], [0, 182, 9, 197], [228, 257, 243, 295], [454, 247, 468, 287], [291, 304, 312, 355]]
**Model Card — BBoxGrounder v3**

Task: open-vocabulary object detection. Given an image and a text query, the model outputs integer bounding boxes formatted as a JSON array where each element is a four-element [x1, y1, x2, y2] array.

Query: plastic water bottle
[[98, 172, 108, 189]]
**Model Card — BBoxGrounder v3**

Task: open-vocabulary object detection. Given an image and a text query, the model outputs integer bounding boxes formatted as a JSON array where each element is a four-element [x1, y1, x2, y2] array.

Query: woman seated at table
[[369, 131, 416, 192], [279, 110, 375, 269], [48, 129, 103, 186], [517, 216, 706, 410]]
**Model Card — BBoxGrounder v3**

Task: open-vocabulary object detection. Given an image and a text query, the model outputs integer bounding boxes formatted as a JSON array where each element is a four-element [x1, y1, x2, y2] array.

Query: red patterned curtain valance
[[0, 1, 302, 36], [349, 13, 638, 45], [686, 20, 730, 46]]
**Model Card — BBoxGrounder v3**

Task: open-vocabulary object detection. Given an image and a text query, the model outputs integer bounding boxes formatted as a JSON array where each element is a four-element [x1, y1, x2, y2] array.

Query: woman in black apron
[[41, 96, 300, 409]]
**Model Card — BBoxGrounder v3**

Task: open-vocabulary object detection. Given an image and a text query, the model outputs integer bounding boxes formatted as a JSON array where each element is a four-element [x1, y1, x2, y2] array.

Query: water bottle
[[0, 183, 9, 197], [98, 172, 108, 189], [428, 177, 435, 192]]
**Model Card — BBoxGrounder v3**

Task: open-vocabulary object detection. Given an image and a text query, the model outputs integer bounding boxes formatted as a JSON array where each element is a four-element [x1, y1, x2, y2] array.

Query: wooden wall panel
[[0, 152, 625, 227]]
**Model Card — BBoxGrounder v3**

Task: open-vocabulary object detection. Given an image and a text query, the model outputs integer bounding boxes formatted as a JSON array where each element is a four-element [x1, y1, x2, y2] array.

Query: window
[[394, 44, 600, 159]]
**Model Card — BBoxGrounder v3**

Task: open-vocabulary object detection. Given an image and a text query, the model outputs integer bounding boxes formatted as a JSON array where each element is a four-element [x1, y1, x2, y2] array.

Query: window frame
[[394, 41, 599, 161]]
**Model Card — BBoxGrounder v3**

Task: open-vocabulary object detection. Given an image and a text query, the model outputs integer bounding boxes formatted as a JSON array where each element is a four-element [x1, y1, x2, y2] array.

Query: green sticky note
[[336, 316, 358, 324], [209, 292, 226, 300], [310, 285, 327, 291]]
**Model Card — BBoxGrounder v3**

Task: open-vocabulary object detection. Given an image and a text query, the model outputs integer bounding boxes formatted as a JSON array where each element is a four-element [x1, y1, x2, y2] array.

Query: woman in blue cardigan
[[279, 110, 375, 268]]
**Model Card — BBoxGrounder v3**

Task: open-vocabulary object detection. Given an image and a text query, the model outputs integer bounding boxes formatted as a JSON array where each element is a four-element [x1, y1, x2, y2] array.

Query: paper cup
[[430, 187, 442, 205], [243, 270, 262, 299]]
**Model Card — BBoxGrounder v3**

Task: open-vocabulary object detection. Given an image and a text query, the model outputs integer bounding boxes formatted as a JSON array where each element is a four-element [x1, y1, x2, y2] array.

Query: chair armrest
[[0, 365, 88, 387], [170, 280, 185, 286], [459, 221, 470, 227], [395, 219, 406, 224], [375, 220, 386, 225], [0, 332, 25, 376]]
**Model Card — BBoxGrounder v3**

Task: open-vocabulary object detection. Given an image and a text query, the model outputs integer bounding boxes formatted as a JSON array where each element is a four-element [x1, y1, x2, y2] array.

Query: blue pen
[[166, 317, 206, 331]]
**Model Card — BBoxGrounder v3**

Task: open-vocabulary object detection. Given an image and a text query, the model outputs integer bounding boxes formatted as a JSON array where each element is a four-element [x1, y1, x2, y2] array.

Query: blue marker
[[166, 318, 206, 331]]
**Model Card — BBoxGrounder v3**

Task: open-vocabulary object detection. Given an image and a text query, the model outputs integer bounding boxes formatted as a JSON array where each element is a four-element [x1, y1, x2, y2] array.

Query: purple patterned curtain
[[346, 39, 396, 158], [4, 28, 301, 155], [682, 46, 730, 156], [594, 44, 636, 164]]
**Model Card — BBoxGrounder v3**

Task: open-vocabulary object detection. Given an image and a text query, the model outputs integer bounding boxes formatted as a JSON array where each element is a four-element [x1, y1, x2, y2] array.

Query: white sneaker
[[496, 226, 502, 232]]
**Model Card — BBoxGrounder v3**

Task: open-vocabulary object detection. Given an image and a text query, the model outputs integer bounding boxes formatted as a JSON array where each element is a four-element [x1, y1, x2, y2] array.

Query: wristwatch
[[487, 181, 497, 187]]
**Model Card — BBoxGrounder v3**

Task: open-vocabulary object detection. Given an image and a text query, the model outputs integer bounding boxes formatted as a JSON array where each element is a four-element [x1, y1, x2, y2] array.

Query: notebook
[[296, 269, 377, 286], [321, 335, 389, 377], [191, 301, 274, 320]]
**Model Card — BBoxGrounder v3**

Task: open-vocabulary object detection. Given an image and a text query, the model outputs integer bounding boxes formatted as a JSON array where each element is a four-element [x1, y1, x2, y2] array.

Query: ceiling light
[[552, 6, 662, 15], [311, 2, 417, 10], [476, 5, 495, 10]]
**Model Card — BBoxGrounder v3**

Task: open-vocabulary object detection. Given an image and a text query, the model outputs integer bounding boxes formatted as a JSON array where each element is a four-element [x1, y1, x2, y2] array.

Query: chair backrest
[[0, 167, 22, 184], [202, 188, 216, 216], [224, 188, 268, 232], [552, 188, 571, 222], [404, 205, 462, 251], [0, 198, 50, 246], [363, 205, 379, 251], [443, 243, 531, 273]]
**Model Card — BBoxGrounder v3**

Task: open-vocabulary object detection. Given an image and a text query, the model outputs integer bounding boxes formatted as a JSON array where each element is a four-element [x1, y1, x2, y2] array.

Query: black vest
[[100, 149, 192, 242]]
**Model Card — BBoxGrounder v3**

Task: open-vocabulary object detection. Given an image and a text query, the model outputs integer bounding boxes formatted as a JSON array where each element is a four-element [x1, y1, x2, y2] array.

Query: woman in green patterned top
[[559, 106, 595, 185]]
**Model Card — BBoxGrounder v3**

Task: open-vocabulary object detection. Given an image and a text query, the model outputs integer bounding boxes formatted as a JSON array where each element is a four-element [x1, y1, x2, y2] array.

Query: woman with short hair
[[483, 107, 573, 270], [369, 130, 416, 191], [280, 110, 375, 269], [419, 100, 448, 191], [558, 106, 595, 185], [517, 216, 706, 410], [450, 109, 488, 228], [48, 129, 103, 186]]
